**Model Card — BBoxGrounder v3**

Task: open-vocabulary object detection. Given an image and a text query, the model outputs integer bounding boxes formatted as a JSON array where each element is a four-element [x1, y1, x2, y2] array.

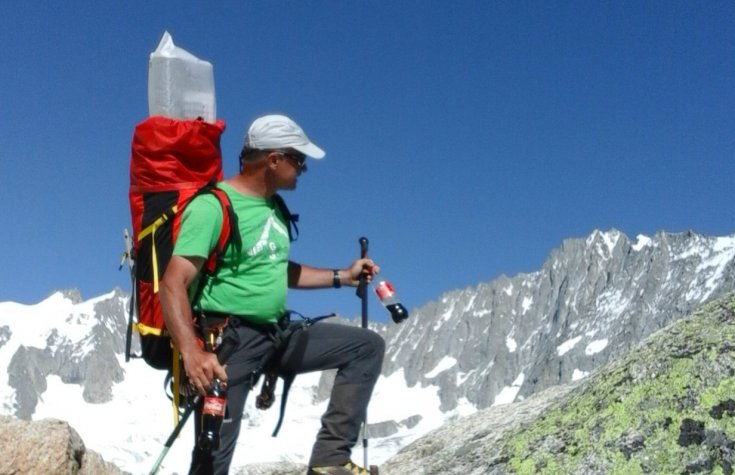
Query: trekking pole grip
[[356, 237, 369, 300], [359, 237, 368, 259]]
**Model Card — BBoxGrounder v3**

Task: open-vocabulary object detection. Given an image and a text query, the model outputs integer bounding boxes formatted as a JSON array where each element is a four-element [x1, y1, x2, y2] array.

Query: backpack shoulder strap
[[188, 184, 242, 306], [273, 193, 299, 242], [203, 186, 242, 273]]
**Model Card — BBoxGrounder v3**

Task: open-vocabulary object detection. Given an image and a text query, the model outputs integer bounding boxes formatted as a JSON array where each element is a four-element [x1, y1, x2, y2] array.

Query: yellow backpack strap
[[137, 204, 178, 294], [132, 321, 163, 336], [171, 344, 181, 425]]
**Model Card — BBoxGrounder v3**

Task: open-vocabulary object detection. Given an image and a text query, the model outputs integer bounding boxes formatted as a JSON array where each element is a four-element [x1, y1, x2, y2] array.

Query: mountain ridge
[[0, 228, 733, 473], [378, 228, 735, 414]]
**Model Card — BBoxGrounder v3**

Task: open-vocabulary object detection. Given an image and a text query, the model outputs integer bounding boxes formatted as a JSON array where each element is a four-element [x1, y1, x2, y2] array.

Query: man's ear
[[266, 151, 281, 170]]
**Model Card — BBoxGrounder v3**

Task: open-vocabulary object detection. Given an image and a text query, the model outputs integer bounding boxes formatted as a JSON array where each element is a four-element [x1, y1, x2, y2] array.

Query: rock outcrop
[[0, 416, 125, 474]]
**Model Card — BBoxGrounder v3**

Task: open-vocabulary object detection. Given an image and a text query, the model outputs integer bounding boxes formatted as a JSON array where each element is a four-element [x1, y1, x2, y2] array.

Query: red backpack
[[126, 116, 239, 371]]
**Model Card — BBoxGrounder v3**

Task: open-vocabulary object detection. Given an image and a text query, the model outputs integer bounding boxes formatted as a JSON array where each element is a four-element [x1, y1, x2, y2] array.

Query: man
[[160, 114, 385, 475]]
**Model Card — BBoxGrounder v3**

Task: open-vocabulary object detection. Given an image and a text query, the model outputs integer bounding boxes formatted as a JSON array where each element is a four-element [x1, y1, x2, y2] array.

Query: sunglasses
[[276, 151, 307, 170]]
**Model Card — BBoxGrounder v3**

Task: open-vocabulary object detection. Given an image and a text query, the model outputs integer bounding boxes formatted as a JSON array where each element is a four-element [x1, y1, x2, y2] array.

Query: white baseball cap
[[244, 114, 325, 159]]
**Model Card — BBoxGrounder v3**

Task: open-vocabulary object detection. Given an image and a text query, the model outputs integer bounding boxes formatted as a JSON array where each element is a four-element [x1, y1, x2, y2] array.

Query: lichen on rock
[[501, 293, 735, 474]]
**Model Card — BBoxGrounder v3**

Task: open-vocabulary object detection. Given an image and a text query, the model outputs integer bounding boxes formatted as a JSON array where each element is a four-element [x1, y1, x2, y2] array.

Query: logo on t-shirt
[[247, 213, 289, 260]]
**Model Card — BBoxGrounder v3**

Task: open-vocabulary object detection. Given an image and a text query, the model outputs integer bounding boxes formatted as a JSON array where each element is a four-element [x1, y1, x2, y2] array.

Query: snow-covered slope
[[0, 291, 444, 474]]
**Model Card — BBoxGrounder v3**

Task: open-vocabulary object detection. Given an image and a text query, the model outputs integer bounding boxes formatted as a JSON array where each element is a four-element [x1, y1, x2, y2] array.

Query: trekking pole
[[358, 237, 369, 327], [357, 237, 370, 469], [120, 229, 136, 362], [149, 396, 199, 475]]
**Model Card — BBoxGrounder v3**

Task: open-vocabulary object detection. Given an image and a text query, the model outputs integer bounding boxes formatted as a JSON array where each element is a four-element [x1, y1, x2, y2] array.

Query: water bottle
[[148, 31, 216, 123], [198, 378, 227, 451], [374, 278, 409, 323]]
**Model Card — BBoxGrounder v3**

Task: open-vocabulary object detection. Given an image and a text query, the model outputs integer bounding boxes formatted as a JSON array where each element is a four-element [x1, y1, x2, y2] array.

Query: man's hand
[[181, 347, 228, 396], [345, 258, 380, 287]]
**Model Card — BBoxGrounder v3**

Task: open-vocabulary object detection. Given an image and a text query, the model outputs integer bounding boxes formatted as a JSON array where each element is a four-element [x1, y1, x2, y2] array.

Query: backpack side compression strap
[[136, 204, 178, 295]]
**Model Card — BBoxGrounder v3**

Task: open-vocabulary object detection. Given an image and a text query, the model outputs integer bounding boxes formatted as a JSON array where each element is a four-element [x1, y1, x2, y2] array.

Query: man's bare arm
[[287, 258, 379, 289], [159, 255, 227, 395]]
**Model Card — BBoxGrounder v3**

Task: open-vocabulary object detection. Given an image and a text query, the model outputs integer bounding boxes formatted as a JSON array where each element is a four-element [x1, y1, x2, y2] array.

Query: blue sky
[[1, 2, 733, 323]]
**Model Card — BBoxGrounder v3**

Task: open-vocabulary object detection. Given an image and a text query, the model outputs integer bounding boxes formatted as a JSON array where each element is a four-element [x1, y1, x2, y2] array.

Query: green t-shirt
[[173, 183, 290, 323]]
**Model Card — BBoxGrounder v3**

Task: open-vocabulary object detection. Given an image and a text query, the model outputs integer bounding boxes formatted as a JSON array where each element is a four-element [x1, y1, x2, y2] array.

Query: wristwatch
[[332, 269, 341, 288]]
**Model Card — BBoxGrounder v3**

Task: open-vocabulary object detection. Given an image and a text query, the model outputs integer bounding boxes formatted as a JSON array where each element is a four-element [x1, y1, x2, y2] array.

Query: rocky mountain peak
[[380, 229, 735, 414]]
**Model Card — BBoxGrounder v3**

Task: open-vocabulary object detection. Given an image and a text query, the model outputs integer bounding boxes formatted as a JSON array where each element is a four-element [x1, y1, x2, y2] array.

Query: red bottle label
[[375, 281, 395, 301], [202, 396, 226, 417]]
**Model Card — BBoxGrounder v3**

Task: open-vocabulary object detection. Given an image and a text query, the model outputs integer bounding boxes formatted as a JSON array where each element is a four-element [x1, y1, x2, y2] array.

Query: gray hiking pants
[[189, 319, 385, 474]]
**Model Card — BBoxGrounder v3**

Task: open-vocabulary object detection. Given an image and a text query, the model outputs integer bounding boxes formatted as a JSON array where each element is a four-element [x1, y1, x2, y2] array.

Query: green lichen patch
[[502, 293, 735, 474]]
